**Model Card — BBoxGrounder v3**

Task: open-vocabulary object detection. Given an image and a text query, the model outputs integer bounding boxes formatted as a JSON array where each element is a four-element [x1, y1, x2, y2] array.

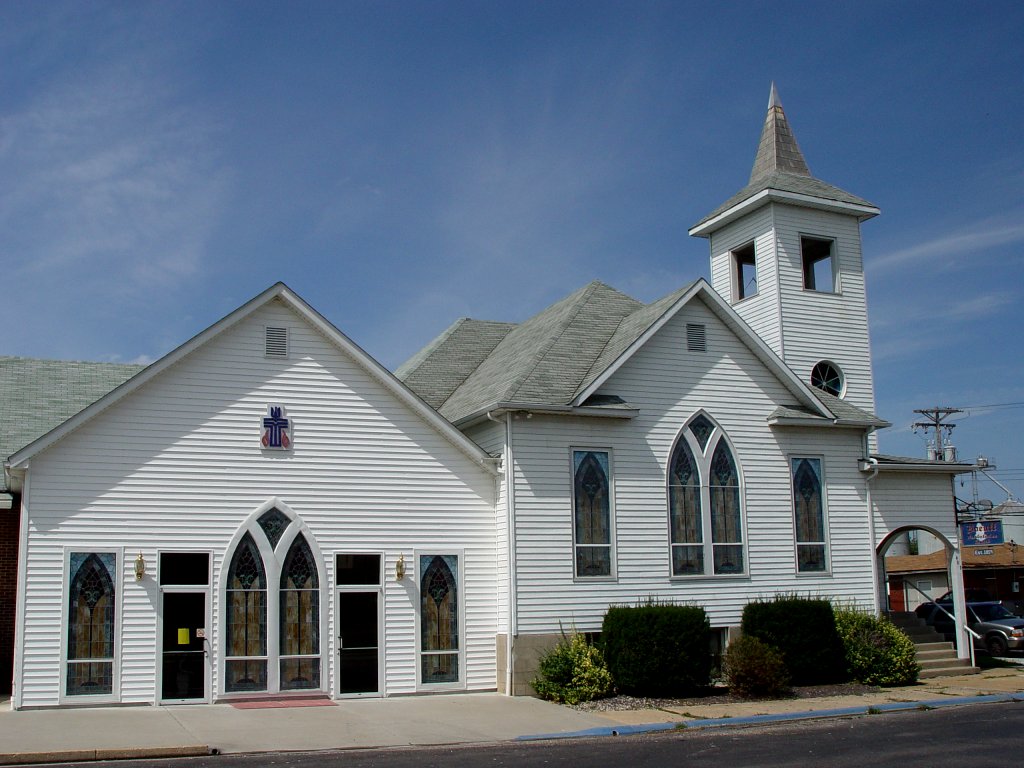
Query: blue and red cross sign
[[261, 405, 292, 449]]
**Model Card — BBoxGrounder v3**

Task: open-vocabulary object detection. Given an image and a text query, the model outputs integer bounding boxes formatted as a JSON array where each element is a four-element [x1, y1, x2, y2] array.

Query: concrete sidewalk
[[2, 668, 1023, 765]]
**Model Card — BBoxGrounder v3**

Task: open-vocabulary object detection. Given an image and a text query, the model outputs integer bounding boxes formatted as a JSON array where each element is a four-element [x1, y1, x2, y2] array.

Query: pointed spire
[[749, 83, 811, 183]]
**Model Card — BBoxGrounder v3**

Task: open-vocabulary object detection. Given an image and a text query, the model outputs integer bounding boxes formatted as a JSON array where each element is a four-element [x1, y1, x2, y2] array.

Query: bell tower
[[689, 84, 881, 417]]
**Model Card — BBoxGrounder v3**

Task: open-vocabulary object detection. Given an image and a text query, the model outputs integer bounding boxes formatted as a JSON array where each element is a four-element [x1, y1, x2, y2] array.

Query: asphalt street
[[39, 700, 1024, 768]]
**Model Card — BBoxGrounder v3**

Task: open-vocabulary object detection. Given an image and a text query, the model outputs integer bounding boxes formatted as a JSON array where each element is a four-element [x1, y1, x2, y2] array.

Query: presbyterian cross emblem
[[261, 405, 292, 449]]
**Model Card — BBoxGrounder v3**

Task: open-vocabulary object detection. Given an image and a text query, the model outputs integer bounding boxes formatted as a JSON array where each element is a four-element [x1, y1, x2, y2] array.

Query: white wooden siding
[[18, 300, 497, 707], [709, 207, 782, 354], [871, 473, 958, 544], [509, 297, 878, 635], [463, 419, 509, 635], [771, 204, 877, 416]]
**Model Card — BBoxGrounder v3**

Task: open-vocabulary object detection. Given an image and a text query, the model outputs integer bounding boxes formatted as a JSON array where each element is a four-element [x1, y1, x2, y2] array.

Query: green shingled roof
[[397, 281, 650, 424], [769, 390, 890, 428], [395, 318, 515, 409], [399, 277, 888, 430], [1, 356, 143, 488]]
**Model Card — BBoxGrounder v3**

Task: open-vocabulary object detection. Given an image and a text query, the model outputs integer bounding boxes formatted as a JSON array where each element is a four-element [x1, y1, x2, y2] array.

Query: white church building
[[1, 87, 973, 708]]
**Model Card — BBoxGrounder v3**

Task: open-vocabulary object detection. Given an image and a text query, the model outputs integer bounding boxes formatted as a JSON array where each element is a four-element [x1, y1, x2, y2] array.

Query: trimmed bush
[[531, 632, 613, 704], [741, 596, 847, 685], [601, 603, 711, 696], [835, 609, 919, 686], [722, 635, 791, 698]]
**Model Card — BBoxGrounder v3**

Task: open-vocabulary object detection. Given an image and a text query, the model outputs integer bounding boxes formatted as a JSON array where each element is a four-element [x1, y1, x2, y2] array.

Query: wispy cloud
[[870, 216, 1024, 274]]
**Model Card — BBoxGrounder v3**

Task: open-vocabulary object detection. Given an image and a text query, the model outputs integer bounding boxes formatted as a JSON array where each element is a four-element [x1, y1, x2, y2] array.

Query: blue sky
[[2, 1, 1022, 502]]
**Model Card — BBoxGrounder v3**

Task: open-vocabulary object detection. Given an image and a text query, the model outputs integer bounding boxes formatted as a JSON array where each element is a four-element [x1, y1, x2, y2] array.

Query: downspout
[[863, 453, 882, 615], [487, 411, 517, 695]]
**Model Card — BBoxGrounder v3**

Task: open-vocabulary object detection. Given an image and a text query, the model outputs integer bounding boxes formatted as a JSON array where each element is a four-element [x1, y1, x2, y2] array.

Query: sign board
[[974, 549, 994, 556], [961, 519, 1004, 546]]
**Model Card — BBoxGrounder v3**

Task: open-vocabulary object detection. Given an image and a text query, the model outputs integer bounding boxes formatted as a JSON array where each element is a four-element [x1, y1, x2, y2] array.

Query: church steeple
[[749, 83, 811, 182], [690, 85, 882, 423]]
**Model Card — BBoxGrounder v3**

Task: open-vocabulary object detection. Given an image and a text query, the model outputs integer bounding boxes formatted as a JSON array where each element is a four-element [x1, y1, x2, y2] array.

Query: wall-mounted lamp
[[134, 552, 146, 582], [395, 554, 406, 582]]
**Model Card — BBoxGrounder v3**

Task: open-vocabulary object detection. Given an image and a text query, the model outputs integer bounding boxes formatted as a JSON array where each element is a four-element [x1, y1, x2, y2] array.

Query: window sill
[[669, 573, 749, 581], [572, 576, 618, 584]]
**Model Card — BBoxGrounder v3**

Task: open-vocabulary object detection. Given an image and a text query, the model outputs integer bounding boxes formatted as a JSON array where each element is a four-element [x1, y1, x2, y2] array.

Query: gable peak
[[749, 83, 811, 183]]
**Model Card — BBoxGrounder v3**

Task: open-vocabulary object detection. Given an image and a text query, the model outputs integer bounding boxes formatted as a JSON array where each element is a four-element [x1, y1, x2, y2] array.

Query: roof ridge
[[574, 282, 696, 397], [394, 317, 471, 380], [0, 355, 144, 368], [505, 281, 607, 403]]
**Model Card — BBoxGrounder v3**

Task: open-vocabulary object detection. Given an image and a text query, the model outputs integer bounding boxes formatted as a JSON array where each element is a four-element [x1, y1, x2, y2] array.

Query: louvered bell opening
[[686, 323, 706, 353], [265, 326, 289, 358]]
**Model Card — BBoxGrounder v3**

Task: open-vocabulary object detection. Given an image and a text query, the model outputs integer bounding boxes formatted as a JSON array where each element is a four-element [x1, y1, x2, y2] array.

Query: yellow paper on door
[[178, 628, 189, 645]]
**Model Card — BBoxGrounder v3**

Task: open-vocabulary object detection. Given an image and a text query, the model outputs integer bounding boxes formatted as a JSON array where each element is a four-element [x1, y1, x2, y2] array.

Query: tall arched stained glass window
[[709, 441, 742, 574], [66, 553, 115, 696], [225, 533, 267, 692], [669, 439, 703, 575], [792, 458, 827, 572], [280, 535, 320, 690], [420, 555, 459, 684], [666, 414, 746, 576], [572, 450, 612, 577]]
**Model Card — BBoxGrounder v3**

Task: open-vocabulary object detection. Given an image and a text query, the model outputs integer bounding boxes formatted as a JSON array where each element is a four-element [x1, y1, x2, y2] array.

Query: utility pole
[[913, 406, 963, 461]]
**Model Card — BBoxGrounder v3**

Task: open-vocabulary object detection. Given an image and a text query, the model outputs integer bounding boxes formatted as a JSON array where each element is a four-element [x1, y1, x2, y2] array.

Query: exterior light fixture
[[134, 552, 146, 582], [395, 554, 406, 581]]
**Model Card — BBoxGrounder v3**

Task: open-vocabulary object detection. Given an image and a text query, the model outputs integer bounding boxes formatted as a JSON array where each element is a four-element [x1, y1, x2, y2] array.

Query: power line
[[959, 401, 1024, 410]]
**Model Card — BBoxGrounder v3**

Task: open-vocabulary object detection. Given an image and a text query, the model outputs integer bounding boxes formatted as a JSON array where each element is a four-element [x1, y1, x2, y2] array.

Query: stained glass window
[[667, 415, 745, 577], [225, 533, 268, 692], [793, 458, 827, 572], [669, 439, 703, 575], [689, 414, 715, 451], [420, 555, 459, 684], [66, 553, 115, 696], [710, 441, 743, 574], [280, 535, 320, 690], [257, 508, 290, 550], [573, 450, 612, 577]]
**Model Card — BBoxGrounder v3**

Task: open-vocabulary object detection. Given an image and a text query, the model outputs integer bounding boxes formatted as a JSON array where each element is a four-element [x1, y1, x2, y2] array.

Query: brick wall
[[0, 496, 19, 695]]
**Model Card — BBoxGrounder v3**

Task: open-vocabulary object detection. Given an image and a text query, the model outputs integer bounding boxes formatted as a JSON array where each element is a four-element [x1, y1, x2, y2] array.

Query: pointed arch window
[[792, 458, 828, 572], [420, 555, 459, 684], [66, 552, 116, 696], [225, 533, 268, 692], [224, 508, 324, 695], [280, 535, 320, 690], [572, 450, 613, 577], [667, 416, 745, 576]]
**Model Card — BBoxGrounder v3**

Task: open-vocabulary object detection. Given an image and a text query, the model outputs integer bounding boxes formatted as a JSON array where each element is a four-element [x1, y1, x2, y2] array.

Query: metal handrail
[[905, 580, 982, 640]]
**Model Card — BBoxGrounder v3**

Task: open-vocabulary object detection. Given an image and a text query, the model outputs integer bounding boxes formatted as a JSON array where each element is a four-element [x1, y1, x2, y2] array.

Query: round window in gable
[[810, 361, 844, 397]]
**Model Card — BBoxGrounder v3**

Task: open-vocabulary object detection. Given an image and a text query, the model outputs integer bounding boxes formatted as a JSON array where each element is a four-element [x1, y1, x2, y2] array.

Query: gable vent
[[265, 326, 289, 358], [686, 323, 706, 353]]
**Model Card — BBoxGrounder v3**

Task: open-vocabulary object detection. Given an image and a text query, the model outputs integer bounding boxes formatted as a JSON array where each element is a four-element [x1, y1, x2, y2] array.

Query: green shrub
[[834, 609, 919, 686], [531, 632, 613, 704], [722, 635, 791, 698], [741, 595, 847, 685], [601, 603, 712, 696]]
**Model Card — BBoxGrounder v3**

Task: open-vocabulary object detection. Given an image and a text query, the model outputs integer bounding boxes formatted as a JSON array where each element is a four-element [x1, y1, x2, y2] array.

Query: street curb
[[0, 745, 212, 765], [516, 693, 1024, 741]]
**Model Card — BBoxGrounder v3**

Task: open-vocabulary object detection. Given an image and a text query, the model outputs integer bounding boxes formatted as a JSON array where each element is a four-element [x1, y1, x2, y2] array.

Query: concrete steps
[[888, 611, 980, 678]]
